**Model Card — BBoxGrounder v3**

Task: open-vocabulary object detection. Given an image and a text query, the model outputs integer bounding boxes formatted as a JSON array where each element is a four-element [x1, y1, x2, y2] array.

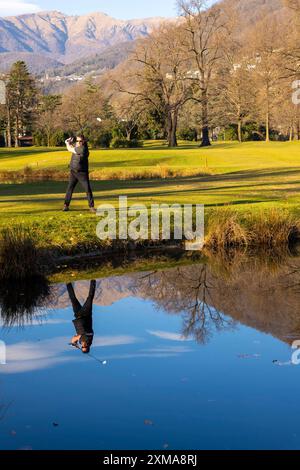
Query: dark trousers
[[67, 281, 96, 342], [67, 280, 96, 317], [65, 170, 94, 208]]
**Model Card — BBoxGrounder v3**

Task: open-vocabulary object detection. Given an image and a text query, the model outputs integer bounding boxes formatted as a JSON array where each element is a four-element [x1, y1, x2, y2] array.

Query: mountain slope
[[0, 10, 165, 67], [47, 40, 136, 77]]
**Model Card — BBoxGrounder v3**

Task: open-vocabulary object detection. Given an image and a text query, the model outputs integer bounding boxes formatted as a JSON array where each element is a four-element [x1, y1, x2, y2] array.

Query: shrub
[[87, 129, 112, 148], [178, 128, 198, 141], [50, 130, 68, 146], [111, 138, 143, 149], [33, 130, 47, 146]]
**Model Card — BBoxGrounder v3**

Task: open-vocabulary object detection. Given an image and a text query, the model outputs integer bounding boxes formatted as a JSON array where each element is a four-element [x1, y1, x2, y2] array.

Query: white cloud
[[0, 1, 41, 17], [0, 335, 142, 374], [92, 335, 140, 348], [147, 330, 193, 342]]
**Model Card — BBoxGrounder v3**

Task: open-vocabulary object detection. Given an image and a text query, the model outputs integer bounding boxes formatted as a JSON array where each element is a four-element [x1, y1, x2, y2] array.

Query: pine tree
[[6, 61, 37, 147]]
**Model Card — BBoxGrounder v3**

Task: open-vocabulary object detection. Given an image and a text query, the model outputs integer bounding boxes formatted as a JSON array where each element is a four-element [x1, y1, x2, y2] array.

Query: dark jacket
[[70, 144, 90, 172], [73, 315, 94, 337]]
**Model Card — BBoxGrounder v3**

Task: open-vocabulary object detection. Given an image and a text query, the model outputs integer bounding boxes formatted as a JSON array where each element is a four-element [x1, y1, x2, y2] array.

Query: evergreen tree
[[6, 61, 37, 147]]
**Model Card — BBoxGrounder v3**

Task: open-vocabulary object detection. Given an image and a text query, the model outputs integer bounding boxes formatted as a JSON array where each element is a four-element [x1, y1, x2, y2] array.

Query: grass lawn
[[0, 140, 300, 252], [1, 140, 300, 174]]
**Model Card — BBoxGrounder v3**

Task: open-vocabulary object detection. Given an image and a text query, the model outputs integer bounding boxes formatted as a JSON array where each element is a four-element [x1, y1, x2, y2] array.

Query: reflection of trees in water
[[139, 265, 236, 344], [138, 250, 300, 345], [0, 276, 52, 328], [0, 400, 12, 422]]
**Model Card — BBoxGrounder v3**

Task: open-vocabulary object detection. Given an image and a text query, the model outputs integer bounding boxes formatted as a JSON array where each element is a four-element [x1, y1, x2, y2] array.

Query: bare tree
[[282, 0, 300, 79], [116, 23, 193, 147], [178, 0, 229, 146], [60, 81, 110, 134], [114, 96, 144, 141], [248, 18, 283, 142], [220, 54, 257, 142], [38, 95, 62, 147]]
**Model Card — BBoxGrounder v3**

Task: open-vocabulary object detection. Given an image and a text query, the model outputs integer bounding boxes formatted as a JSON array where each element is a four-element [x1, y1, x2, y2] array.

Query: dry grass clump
[[205, 208, 248, 250], [0, 165, 213, 183], [0, 227, 43, 279], [247, 209, 300, 247], [0, 167, 68, 182], [90, 165, 213, 181], [0, 277, 51, 328], [205, 208, 300, 251]]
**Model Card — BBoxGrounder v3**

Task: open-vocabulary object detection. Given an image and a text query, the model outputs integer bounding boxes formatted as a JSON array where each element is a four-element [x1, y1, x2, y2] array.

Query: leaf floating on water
[[144, 420, 154, 426]]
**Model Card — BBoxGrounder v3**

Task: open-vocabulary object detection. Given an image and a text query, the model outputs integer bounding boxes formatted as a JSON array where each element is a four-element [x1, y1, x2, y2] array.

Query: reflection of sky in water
[[0, 293, 299, 450]]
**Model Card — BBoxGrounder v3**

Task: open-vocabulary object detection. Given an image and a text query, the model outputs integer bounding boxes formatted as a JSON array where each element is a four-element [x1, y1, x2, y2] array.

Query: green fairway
[[0, 140, 300, 251], [1, 140, 300, 175]]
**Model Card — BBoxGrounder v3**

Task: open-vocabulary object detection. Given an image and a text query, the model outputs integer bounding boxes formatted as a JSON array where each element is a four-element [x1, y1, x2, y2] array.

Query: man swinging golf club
[[68, 280, 96, 354], [63, 134, 96, 213]]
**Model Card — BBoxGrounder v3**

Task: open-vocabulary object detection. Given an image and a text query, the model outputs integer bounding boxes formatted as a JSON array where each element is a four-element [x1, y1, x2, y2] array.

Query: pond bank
[[1, 207, 300, 280]]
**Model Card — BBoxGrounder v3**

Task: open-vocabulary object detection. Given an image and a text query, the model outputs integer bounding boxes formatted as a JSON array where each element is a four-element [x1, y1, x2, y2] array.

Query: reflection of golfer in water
[[68, 280, 96, 354]]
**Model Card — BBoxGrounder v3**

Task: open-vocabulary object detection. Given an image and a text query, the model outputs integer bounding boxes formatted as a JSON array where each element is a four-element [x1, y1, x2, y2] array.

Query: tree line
[[0, 0, 299, 148]]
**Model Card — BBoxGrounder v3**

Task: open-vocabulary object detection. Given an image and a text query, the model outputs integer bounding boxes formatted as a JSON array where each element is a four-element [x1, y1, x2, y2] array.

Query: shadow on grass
[[0, 166, 300, 213], [0, 147, 63, 158]]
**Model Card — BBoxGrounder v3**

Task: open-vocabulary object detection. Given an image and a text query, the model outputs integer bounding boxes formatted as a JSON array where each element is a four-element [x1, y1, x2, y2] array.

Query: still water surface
[[0, 253, 300, 450]]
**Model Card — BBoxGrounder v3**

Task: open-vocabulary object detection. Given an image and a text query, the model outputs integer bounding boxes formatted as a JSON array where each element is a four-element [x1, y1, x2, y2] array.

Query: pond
[[1, 251, 300, 450]]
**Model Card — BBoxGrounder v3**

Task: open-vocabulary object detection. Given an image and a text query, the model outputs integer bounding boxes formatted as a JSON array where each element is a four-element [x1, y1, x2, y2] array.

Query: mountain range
[[0, 1, 287, 78], [0, 10, 166, 73]]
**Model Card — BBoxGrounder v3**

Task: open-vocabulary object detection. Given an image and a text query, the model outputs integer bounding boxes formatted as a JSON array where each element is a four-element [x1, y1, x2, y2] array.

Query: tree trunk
[[6, 95, 12, 148], [265, 111, 270, 142], [126, 129, 132, 142], [14, 117, 19, 148], [200, 91, 211, 147], [238, 120, 242, 143], [6, 111, 12, 147], [167, 110, 178, 147], [201, 126, 211, 147]]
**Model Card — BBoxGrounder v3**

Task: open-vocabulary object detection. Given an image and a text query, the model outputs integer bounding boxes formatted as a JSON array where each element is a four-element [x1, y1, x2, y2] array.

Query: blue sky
[[0, 0, 181, 18]]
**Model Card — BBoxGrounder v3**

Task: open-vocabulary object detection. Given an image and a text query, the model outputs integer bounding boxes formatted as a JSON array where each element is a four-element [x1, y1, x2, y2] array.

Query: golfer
[[68, 280, 96, 354], [63, 135, 96, 213]]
